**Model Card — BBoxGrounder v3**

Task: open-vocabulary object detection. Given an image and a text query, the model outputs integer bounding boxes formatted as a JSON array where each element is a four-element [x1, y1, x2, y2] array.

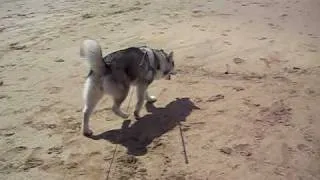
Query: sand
[[0, 0, 319, 179]]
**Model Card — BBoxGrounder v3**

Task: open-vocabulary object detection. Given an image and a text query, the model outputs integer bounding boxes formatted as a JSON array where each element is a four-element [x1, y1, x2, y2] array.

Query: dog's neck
[[152, 49, 167, 79]]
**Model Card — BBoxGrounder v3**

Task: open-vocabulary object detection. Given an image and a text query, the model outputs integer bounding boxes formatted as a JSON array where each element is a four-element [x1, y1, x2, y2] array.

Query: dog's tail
[[80, 39, 105, 75]]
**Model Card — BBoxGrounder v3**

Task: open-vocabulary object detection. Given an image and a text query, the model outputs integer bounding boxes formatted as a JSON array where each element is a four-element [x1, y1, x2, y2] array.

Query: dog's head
[[160, 50, 175, 80]]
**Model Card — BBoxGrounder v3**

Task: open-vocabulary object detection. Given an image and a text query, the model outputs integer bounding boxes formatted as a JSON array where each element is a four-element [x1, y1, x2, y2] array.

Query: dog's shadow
[[91, 97, 200, 156]]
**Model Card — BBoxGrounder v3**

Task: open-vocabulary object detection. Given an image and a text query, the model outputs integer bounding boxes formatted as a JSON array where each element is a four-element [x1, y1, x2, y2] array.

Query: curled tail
[[80, 39, 105, 75]]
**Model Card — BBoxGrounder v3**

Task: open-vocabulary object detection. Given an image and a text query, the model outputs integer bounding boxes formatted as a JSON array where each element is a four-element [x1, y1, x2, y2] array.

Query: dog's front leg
[[134, 83, 148, 118]]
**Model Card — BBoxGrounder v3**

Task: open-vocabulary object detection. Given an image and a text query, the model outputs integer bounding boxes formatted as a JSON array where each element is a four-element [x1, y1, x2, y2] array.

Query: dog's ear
[[168, 51, 174, 59]]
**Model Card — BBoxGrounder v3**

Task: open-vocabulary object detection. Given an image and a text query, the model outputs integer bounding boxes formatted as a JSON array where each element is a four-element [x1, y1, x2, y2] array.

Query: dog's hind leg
[[134, 83, 148, 118], [112, 85, 130, 119], [82, 78, 103, 136]]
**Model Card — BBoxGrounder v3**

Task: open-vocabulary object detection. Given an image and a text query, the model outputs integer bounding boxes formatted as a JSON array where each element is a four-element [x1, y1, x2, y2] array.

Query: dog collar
[[139, 47, 159, 71], [152, 50, 161, 71]]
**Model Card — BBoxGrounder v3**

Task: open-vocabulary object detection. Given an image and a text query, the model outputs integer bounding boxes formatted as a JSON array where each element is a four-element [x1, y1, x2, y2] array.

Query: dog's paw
[[120, 113, 129, 119], [116, 111, 129, 119], [82, 129, 93, 137], [134, 110, 141, 119], [112, 107, 129, 119], [146, 96, 157, 103]]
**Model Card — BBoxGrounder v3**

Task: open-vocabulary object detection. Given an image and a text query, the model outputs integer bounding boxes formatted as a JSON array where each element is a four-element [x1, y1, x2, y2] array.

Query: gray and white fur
[[79, 39, 175, 136]]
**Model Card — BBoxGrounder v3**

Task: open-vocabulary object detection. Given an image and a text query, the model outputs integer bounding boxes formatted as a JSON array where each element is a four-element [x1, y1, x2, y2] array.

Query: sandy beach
[[0, 0, 319, 179]]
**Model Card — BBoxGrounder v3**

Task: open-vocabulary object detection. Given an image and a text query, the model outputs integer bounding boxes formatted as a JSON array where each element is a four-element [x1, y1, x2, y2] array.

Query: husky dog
[[79, 39, 175, 136]]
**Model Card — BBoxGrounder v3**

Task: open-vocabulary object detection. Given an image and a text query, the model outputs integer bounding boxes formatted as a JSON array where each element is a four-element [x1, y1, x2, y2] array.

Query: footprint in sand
[[268, 23, 282, 30], [62, 116, 81, 133], [259, 100, 292, 126], [280, 13, 288, 19], [0, 94, 10, 100], [297, 144, 314, 155], [23, 158, 44, 171], [186, 55, 195, 59], [192, 9, 206, 17], [4, 146, 28, 159], [54, 58, 64, 63], [9, 42, 27, 50], [133, 18, 143, 21], [81, 13, 95, 19], [47, 146, 63, 155], [233, 57, 245, 64], [25, 120, 57, 131], [0, 145, 29, 173], [258, 37, 267, 40], [224, 41, 232, 45], [232, 86, 245, 91], [114, 155, 145, 179], [18, 77, 28, 81], [206, 94, 224, 102], [19, 147, 44, 171], [233, 143, 252, 156], [45, 86, 62, 94], [40, 158, 64, 171], [109, 4, 118, 8], [13, 146, 28, 152], [0, 127, 16, 137], [301, 128, 315, 142], [243, 98, 260, 108], [64, 153, 81, 170]]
